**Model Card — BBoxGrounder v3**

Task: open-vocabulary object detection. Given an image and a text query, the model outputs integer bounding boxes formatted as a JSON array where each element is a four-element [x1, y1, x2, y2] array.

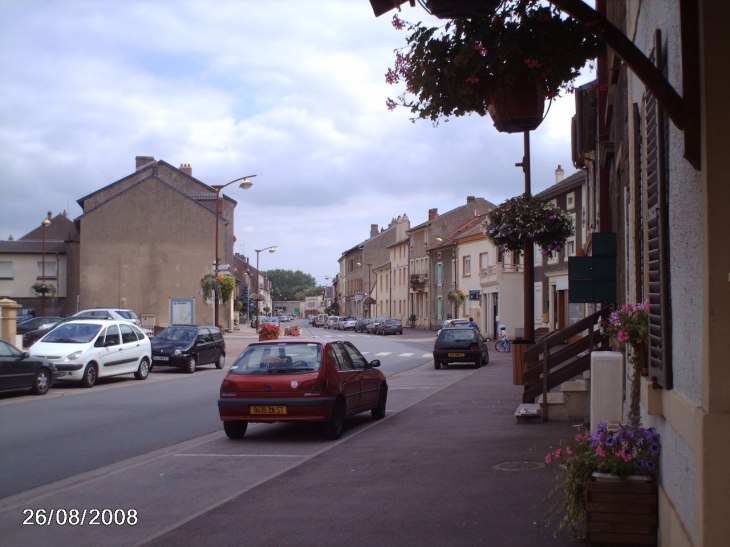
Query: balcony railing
[[410, 274, 429, 290]]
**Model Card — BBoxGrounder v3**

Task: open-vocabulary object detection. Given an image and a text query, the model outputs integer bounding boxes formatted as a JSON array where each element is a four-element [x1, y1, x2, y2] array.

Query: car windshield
[[438, 329, 476, 342], [42, 323, 103, 344], [229, 343, 322, 375], [155, 327, 196, 342]]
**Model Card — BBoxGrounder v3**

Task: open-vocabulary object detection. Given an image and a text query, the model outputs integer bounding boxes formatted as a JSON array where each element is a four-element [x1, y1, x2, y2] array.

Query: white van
[[315, 314, 328, 328]]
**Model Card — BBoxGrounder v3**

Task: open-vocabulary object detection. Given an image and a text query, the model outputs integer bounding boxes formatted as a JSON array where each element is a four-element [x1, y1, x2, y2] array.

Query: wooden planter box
[[585, 480, 658, 546]]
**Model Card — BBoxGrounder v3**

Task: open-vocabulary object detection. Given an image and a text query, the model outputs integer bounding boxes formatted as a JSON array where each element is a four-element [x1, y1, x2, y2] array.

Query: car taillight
[[221, 379, 238, 392], [469, 343, 479, 351], [434, 345, 442, 351], [300, 379, 328, 391]]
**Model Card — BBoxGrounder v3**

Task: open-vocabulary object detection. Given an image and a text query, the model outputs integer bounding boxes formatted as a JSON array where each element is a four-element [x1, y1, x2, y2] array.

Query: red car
[[219, 339, 388, 440]]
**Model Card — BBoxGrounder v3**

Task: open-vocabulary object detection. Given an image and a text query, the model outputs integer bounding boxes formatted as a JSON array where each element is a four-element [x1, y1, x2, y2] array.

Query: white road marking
[[398, 353, 415, 357], [375, 352, 391, 356], [422, 354, 432, 358], [175, 454, 304, 458]]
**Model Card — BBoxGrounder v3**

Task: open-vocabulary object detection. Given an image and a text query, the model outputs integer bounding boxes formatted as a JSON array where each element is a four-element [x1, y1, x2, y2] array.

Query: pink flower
[[545, 454, 552, 464], [392, 14, 406, 30], [524, 59, 542, 68], [596, 446, 606, 457], [618, 330, 630, 342], [386, 98, 397, 111], [554, 448, 562, 459], [475, 44, 488, 57], [466, 76, 480, 84]]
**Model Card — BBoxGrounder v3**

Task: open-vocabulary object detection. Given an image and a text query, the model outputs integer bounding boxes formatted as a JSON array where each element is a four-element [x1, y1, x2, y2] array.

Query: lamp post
[[212, 175, 256, 328], [41, 216, 51, 316], [254, 246, 277, 330]]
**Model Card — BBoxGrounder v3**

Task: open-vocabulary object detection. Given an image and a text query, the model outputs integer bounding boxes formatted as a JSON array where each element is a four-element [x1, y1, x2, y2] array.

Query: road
[[0, 321, 437, 498]]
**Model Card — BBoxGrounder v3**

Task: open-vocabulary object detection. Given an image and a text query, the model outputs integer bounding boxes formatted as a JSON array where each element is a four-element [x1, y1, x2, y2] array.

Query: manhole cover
[[491, 461, 545, 471]]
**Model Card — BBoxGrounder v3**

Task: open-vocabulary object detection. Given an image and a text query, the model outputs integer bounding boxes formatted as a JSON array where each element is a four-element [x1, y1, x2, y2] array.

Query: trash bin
[[512, 339, 536, 386]]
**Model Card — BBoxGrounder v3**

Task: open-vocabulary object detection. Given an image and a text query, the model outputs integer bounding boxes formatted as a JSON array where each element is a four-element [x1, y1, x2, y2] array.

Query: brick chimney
[[371, 224, 379, 237], [136, 156, 155, 170], [428, 208, 438, 221], [555, 165, 565, 184], [467, 196, 476, 203], [180, 163, 192, 176]]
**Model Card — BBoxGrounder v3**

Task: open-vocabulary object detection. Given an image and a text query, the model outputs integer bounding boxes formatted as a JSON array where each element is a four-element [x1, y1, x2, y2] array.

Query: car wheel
[[216, 354, 225, 369], [223, 421, 248, 439], [322, 399, 345, 440], [475, 355, 483, 369], [434, 360, 441, 370], [185, 356, 197, 374], [81, 364, 97, 388], [31, 368, 51, 395], [134, 358, 150, 380], [371, 385, 388, 420]]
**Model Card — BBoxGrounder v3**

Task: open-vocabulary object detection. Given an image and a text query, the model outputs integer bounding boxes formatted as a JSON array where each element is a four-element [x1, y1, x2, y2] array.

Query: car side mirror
[[367, 359, 381, 368], [22, 351, 30, 359]]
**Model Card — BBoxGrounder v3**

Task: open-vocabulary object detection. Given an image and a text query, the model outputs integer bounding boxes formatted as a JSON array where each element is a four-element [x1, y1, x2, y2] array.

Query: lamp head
[[42, 219, 51, 227], [239, 179, 253, 190], [268, 247, 276, 253]]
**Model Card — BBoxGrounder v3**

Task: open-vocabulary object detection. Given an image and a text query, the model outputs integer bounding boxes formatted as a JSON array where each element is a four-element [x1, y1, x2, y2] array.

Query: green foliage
[[31, 282, 57, 297], [295, 286, 327, 302], [482, 193, 574, 257], [200, 274, 220, 300], [219, 275, 236, 304], [387, 0, 602, 123], [266, 269, 317, 301], [447, 290, 467, 307]]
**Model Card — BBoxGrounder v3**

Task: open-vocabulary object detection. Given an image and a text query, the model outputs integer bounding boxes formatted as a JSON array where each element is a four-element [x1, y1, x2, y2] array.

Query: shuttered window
[[643, 50, 673, 389]]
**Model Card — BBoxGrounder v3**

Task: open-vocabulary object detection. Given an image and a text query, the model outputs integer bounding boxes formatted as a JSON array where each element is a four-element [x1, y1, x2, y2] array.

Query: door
[[96, 324, 124, 377], [119, 323, 145, 372], [196, 328, 215, 364], [331, 342, 362, 411], [0, 341, 31, 390], [343, 341, 379, 408]]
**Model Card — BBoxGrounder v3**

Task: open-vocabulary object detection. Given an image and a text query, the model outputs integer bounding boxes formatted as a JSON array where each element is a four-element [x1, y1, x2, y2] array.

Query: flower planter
[[585, 478, 658, 546], [487, 77, 546, 133], [258, 334, 279, 342]]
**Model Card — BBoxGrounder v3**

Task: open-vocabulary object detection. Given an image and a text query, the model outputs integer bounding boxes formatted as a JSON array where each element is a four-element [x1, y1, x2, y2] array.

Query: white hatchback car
[[29, 320, 152, 388]]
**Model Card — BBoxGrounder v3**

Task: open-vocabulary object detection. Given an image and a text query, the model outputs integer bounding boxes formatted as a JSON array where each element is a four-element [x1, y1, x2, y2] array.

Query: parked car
[[0, 339, 58, 396], [366, 319, 383, 334], [151, 325, 225, 373], [325, 316, 340, 329], [73, 308, 142, 328], [16, 316, 64, 335], [261, 317, 280, 327], [355, 318, 374, 333], [432, 327, 489, 369], [436, 318, 471, 336], [218, 338, 387, 440], [22, 316, 77, 348], [29, 319, 152, 387], [377, 318, 403, 335], [315, 313, 328, 328], [309, 315, 318, 326], [338, 317, 357, 330], [278, 315, 291, 323]]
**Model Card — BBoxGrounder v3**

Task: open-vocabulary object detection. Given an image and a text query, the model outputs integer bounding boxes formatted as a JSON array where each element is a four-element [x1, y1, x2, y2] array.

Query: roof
[[427, 214, 487, 251], [0, 240, 67, 254], [19, 213, 78, 241], [534, 170, 586, 200]]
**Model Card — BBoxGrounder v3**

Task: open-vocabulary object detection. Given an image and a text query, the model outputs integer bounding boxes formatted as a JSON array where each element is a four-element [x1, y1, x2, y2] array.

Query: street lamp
[[212, 175, 256, 328], [41, 215, 51, 316], [254, 246, 277, 330]]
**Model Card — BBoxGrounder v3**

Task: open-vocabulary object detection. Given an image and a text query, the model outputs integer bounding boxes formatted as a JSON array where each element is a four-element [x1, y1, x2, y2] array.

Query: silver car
[[338, 317, 357, 330]]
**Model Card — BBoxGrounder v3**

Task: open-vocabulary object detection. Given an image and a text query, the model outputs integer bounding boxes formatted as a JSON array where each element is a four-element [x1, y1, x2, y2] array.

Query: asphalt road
[[0, 321, 438, 498]]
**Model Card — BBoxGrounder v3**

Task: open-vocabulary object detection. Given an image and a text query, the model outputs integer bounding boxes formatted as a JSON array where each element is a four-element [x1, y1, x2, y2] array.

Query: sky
[[0, 0, 595, 287]]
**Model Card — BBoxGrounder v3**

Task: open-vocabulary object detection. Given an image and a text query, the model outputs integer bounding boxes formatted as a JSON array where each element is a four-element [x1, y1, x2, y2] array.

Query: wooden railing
[[520, 308, 611, 419]]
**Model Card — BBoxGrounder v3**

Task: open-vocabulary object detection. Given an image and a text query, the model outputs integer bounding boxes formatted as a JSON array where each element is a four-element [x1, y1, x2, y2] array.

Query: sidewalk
[[145, 346, 579, 547]]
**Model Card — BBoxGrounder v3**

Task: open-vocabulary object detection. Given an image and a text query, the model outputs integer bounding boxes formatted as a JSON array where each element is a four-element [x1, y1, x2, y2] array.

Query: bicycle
[[495, 339, 512, 353]]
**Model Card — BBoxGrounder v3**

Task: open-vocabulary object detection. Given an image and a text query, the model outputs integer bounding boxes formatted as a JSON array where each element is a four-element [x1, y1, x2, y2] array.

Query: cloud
[[0, 0, 594, 285]]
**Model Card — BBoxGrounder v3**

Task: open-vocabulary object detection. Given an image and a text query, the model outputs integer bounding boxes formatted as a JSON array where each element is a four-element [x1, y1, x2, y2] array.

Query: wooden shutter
[[644, 33, 673, 389]]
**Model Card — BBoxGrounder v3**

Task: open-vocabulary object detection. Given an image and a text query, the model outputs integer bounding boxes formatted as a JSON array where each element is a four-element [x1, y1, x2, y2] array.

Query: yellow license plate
[[448, 352, 465, 357], [250, 406, 287, 415]]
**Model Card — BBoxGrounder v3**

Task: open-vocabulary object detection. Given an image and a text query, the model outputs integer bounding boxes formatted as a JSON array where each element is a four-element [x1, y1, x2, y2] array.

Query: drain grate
[[491, 460, 545, 471]]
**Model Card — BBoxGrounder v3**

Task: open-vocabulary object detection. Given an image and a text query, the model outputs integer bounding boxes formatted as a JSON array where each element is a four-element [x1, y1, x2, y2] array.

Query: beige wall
[[79, 177, 228, 327]]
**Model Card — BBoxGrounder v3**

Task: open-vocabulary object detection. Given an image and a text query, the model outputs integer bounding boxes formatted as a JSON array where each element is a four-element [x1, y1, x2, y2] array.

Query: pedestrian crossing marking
[[422, 354, 432, 358], [375, 352, 391, 356], [398, 353, 415, 357]]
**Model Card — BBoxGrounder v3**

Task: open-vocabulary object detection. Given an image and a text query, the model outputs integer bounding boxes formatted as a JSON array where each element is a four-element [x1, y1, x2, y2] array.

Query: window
[[120, 324, 138, 344], [479, 253, 488, 271], [343, 342, 368, 370], [0, 261, 12, 279], [567, 192, 576, 210], [436, 296, 444, 320], [566, 213, 577, 258], [435, 263, 444, 286], [331, 343, 352, 370], [36, 261, 57, 279], [463, 255, 471, 276], [534, 243, 542, 265]]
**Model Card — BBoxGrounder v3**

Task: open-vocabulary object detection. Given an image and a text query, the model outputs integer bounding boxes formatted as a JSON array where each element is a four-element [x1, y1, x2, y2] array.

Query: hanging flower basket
[[421, 0, 501, 19], [486, 75, 545, 133], [31, 282, 57, 297], [482, 193, 574, 257]]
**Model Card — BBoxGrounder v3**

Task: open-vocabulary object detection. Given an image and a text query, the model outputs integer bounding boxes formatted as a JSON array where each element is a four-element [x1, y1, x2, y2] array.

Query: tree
[[266, 269, 317, 301]]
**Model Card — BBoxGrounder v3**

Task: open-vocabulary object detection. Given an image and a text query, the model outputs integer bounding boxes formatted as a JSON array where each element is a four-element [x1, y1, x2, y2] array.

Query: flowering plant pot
[[486, 75, 545, 133], [482, 193, 574, 257], [31, 282, 57, 297], [258, 323, 280, 340], [386, 1, 602, 125], [545, 422, 661, 540]]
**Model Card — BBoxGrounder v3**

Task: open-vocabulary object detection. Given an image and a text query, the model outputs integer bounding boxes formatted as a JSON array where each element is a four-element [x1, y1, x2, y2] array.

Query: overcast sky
[[0, 0, 595, 286]]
